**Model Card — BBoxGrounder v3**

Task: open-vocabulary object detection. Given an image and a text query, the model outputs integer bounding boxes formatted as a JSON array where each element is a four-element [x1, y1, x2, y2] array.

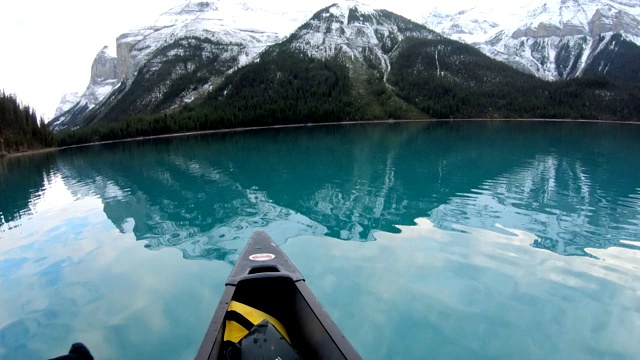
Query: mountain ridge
[[51, 0, 640, 136], [423, 0, 640, 81]]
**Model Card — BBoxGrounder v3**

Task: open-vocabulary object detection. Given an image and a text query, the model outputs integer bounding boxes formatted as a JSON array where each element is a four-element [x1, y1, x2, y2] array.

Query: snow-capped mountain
[[50, 0, 320, 131], [423, 0, 640, 80], [197, 1, 441, 122], [54, 92, 80, 117], [114, 0, 315, 80], [282, 2, 439, 80]]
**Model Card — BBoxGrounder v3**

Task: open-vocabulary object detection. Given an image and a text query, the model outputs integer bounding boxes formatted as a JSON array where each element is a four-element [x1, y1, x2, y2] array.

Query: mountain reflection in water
[[2, 121, 639, 261]]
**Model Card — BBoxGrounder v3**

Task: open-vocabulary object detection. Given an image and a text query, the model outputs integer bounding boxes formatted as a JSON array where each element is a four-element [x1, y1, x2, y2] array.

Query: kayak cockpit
[[195, 231, 361, 360]]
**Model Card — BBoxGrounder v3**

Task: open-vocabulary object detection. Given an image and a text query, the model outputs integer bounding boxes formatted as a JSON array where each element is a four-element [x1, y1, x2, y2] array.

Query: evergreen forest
[[0, 91, 55, 155]]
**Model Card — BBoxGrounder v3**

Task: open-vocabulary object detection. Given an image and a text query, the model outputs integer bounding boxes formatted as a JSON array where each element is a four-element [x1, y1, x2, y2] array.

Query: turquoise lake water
[[1, 121, 640, 359]]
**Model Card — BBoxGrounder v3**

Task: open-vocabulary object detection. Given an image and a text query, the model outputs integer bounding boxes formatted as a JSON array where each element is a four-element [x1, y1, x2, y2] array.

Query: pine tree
[[0, 90, 56, 154]]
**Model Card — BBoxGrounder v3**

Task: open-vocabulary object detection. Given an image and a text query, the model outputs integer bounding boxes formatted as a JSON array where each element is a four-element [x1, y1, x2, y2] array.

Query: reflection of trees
[[0, 153, 57, 226]]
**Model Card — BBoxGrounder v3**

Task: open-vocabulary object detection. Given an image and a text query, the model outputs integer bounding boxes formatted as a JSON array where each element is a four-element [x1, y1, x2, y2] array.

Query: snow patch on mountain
[[54, 92, 81, 117], [115, 0, 318, 82], [286, 2, 438, 83], [423, 0, 640, 80]]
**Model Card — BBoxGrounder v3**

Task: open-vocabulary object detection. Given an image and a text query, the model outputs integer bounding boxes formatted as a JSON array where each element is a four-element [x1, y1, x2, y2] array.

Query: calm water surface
[[1, 121, 639, 359]]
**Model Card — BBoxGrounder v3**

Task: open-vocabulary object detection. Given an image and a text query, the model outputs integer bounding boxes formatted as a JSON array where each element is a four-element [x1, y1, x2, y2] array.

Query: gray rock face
[[115, 34, 138, 81], [90, 47, 117, 83], [589, 8, 640, 37], [512, 23, 564, 38], [512, 22, 589, 38]]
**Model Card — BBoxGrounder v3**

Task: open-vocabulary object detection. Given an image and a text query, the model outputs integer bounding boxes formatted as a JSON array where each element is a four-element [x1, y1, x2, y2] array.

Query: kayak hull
[[195, 231, 361, 360]]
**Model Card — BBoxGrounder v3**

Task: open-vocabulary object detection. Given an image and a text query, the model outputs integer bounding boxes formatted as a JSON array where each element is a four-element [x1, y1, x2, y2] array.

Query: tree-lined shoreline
[[3, 118, 638, 159]]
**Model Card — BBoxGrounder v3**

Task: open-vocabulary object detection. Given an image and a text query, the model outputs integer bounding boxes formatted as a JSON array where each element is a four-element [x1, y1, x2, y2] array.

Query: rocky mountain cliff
[[423, 0, 640, 81], [49, 46, 119, 131]]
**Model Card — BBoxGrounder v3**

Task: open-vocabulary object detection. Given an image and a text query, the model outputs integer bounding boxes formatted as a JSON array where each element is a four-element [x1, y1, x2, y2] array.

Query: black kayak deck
[[195, 231, 361, 360]]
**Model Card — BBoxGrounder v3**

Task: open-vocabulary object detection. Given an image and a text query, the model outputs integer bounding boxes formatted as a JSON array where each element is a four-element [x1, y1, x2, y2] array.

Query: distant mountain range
[[423, 0, 640, 81], [50, 0, 640, 134]]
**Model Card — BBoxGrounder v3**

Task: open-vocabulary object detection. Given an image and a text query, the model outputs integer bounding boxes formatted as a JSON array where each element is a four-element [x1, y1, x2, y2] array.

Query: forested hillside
[[0, 91, 55, 155], [55, 48, 420, 146], [56, 35, 640, 147], [389, 38, 640, 120]]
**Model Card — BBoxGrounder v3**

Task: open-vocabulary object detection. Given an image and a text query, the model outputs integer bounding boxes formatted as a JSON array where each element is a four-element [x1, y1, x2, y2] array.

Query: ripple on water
[[283, 218, 640, 360]]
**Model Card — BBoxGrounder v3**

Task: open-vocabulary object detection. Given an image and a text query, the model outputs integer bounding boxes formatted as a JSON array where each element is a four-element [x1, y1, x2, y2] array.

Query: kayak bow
[[195, 231, 361, 360]]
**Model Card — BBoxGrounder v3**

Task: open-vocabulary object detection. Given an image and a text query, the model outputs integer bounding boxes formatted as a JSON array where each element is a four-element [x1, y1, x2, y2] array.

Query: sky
[[0, 0, 180, 120], [0, 0, 466, 121]]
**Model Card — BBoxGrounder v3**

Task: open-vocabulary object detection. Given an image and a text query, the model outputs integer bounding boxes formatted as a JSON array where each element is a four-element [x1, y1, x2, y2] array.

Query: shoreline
[[3, 118, 639, 159], [1, 146, 60, 159]]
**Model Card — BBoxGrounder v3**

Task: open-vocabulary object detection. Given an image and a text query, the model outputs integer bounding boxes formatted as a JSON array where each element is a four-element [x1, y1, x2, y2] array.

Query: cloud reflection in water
[[0, 192, 227, 359], [284, 218, 640, 359]]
